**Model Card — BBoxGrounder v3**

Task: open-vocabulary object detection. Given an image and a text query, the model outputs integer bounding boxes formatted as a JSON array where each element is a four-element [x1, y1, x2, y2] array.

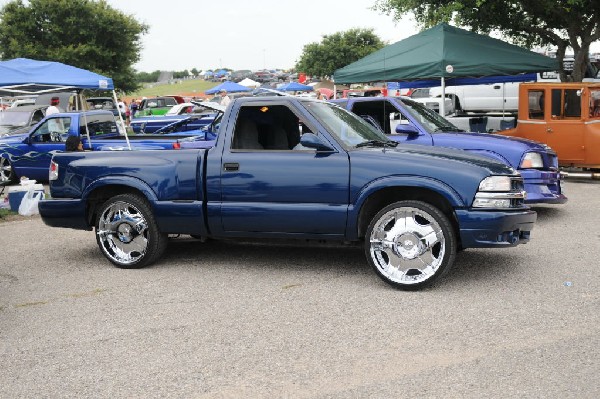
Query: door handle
[[546, 128, 553, 133], [223, 162, 239, 171]]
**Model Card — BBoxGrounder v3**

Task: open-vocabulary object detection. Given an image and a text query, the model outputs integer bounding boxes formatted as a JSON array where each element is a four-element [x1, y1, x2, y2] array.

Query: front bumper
[[521, 169, 567, 204], [38, 198, 92, 231], [456, 208, 537, 248]]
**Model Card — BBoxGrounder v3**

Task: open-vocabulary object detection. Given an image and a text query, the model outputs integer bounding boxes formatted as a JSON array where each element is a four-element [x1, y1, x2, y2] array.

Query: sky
[[103, 0, 418, 72]]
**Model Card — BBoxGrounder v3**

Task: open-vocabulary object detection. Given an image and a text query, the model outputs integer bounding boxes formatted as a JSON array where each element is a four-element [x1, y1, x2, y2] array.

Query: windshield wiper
[[356, 139, 399, 148]]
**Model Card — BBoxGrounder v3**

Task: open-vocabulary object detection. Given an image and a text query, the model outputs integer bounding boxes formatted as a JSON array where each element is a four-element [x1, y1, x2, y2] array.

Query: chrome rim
[[0, 157, 11, 182], [97, 201, 148, 265], [369, 207, 445, 285]]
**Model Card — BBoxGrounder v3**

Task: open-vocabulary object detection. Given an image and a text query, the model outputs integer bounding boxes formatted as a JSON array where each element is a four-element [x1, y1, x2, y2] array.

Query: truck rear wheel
[[95, 193, 167, 269], [365, 200, 456, 290]]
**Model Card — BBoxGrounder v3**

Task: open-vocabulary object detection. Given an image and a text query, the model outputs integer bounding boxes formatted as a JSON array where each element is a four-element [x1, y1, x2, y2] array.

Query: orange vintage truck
[[499, 82, 600, 178]]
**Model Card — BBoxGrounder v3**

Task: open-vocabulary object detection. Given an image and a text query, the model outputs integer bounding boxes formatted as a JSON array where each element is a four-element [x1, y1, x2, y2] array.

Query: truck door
[[13, 116, 72, 181], [545, 88, 585, 164], [517, 88, 585, 165], [218, 103, 350, 236]]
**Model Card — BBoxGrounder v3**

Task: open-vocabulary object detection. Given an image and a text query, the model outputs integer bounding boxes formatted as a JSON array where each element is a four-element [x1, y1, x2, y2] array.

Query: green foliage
[[295, 28, 385, 77], [0, 0, 148, 92], [373, 0, 600, 81], [136, 70, 162, 83]]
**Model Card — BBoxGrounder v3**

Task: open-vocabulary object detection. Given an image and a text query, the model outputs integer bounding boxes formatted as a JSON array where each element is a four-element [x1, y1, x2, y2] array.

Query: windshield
[[303, 101, 390, 147], [0, 111, 30, 127], [397, 98, 461, 133]]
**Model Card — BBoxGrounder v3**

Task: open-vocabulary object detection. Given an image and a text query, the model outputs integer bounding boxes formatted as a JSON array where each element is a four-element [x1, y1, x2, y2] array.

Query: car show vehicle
[[0, 110, 184, 183], [330, 96, 566, 204], [499, 82, 600, 177], [0, 105, 47, 136], [135, 96, 185, 117], [39, 96, 536, 290], [130, 102, 224, 134]]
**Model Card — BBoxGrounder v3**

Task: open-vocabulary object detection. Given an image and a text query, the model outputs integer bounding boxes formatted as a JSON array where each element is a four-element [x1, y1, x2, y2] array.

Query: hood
[[0, 125, 30, 136], [376, 143, 516, 175], [430, 131, 551, 167], [0, 132, 28, 144]]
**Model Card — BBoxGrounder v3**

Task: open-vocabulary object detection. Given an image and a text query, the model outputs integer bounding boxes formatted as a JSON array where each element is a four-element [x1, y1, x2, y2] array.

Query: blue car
[[331, 97, 567, 205]]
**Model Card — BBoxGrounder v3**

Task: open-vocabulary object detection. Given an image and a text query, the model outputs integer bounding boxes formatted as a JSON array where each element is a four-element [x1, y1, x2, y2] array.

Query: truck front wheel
[[365, 200, 456, 290], [95, 193, 167, 269]]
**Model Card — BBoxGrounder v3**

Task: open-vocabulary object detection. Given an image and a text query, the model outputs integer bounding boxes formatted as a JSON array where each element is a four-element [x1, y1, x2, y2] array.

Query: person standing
[[220, 90, 231, 107], [46, 97, 62, 115]]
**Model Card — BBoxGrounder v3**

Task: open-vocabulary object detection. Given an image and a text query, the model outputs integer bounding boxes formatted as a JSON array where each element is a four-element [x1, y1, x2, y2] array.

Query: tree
[[295, 28, 385, 77], [373, 0, 600, 81], [0, 0, 148, 92]]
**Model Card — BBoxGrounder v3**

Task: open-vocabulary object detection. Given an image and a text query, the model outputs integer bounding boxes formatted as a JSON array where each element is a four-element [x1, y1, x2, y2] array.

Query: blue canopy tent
[[277, 82, 313, 92], [205, 81, 252, 94], [0, 58, 129, 149], [0, 58, 114, 96]]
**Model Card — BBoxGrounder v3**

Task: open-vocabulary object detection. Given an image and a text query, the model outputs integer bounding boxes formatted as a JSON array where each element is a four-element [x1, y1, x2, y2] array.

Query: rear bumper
[[38, 198, 91, 230], [521, 169, 568, 204], [456, 208, 537, 248]]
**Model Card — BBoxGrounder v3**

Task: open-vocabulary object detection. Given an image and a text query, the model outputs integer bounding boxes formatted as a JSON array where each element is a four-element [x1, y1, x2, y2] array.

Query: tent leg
[[441, 77, 446, 116]]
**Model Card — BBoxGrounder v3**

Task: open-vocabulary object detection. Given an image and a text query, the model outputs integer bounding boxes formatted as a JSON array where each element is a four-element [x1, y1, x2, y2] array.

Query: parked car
[[0, 110, 183, 183], [330, 96, 566, 204], [130, 102, 223, 134], [498, 82, 600, 175], [39, 96, 536, 290], [136, 96, 185, 117], [0, 105, 47, 136]]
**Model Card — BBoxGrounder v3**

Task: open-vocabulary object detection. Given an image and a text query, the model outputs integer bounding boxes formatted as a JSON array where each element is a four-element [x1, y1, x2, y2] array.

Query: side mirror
[[395, 123, 419, 136], [299, 133, 335, 152]]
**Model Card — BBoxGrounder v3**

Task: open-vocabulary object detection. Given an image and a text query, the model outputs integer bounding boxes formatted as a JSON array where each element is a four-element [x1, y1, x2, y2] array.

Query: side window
[[350, 100, 396, 133], [551, 89, 582, 119], [165, 98, 178, 106], [31, 117, 71, 142], [590, 90, 600, 118], [80, 114, 118, 136], [528, 90, 545, 120], [231, 105, 307, 151]]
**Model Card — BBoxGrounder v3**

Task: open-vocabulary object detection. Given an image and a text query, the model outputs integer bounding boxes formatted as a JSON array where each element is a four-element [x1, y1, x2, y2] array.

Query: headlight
[[478, 176, 512, 192], [474, 175, 526, 209], [520, 152, 544, 168]]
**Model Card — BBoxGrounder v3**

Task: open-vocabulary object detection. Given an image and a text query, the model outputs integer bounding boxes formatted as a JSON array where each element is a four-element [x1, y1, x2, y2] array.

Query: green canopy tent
[[333, 23, 559, 114]]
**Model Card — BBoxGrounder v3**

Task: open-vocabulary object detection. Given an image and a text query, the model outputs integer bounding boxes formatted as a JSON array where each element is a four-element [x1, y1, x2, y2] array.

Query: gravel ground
[[0, 179, 599, 398]]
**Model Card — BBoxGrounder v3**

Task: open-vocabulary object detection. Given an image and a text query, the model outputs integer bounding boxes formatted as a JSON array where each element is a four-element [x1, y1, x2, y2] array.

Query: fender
[[82, 175, 159, 203], [346, 175, 468, 240]]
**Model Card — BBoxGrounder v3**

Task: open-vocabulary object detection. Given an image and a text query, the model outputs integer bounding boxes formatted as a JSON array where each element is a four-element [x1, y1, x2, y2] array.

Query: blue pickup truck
[[39, 97, 536, 290], [0, 110, 204, 184], [331, 97, 567, 205]]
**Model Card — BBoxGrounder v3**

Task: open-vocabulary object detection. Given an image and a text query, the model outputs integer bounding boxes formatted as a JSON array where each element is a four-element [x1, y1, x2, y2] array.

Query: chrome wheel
[[366, 201, 455, 289], [0, 157, 14, 183], [97, 200, 148, 265]]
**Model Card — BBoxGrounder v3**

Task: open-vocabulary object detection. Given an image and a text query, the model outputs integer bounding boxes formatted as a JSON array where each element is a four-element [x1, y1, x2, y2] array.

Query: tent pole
[[441, 77, 446, 116], [502, 83, 506, 120], [112, 90, 131, 150], [79, 92, 93, 150]]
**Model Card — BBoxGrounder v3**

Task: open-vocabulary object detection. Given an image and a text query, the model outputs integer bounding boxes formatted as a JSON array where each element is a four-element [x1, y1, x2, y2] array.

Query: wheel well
[[86, 185, 147, 225], [357, 186, 459, 240]]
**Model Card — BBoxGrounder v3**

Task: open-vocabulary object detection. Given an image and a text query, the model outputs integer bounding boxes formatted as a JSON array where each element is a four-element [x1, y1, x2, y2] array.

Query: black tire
[[95, 193, 167, 269], [0, 156, 16, 184], [364, 200, 456, 290]]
